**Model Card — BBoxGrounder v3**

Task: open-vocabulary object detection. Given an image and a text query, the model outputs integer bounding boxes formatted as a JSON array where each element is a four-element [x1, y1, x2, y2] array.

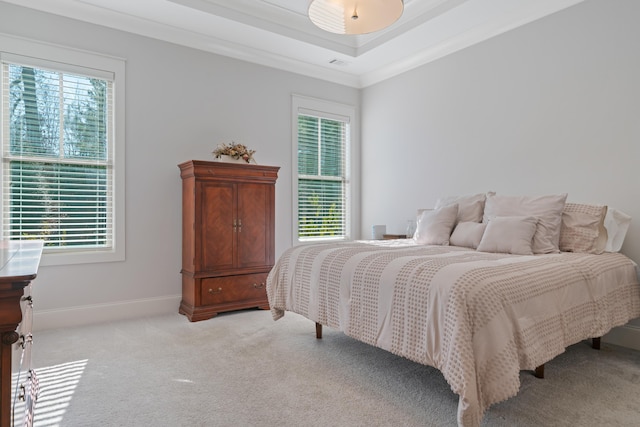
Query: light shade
[[309, 0, 404, 35]]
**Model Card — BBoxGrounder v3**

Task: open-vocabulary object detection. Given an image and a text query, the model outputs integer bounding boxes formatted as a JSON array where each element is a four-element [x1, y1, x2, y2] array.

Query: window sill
[[40, 248, 125, 267]]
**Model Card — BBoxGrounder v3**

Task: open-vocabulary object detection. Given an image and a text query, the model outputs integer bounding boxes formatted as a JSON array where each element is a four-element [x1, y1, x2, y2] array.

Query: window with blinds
[[1, 59, 113, 253], [296, 110, 350, 241]]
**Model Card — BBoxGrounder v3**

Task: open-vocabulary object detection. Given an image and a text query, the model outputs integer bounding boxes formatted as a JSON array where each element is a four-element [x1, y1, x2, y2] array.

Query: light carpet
[[29, 310, 640, 426]]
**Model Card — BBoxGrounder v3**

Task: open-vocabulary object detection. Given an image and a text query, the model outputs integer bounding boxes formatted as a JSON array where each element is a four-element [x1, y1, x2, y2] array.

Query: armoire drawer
[[200, 274, 268, 305]]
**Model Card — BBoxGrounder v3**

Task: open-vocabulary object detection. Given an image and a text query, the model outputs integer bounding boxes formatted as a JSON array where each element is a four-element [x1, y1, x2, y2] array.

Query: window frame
[[292, 94, 355, 245], [0, 34, 125, 266]]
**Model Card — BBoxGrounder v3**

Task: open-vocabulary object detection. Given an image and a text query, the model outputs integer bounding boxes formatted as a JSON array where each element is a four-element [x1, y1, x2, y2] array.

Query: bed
[[266, 194, 640, 427]]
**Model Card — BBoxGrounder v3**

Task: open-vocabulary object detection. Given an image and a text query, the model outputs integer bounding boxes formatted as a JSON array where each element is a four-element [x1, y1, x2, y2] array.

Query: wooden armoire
[[178, 160, 279, 321]]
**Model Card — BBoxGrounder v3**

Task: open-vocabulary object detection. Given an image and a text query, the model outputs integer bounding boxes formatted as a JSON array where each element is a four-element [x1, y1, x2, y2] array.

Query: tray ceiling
[[2, 0, 584, 87]]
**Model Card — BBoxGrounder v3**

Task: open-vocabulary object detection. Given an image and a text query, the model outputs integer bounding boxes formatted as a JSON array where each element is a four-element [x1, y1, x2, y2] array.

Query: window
[[292, 95, 354, 243], [1, 35, 125, 265]]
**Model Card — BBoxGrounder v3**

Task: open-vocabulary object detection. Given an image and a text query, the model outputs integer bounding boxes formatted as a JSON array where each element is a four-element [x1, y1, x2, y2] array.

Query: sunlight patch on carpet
[[15, 359, 89, 426]]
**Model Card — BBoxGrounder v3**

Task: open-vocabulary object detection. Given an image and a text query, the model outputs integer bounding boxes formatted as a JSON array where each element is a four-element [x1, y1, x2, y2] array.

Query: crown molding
[[2, 0, 586, 89]]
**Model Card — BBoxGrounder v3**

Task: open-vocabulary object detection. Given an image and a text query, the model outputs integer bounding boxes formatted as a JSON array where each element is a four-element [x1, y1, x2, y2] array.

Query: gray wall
[[362, 0, 639, 262], [361, 0, 640, 338], [0, 2, 360, 327]]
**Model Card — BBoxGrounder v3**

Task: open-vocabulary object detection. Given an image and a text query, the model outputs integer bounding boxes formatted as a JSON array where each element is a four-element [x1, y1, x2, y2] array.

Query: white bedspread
[[266, 240, 640, 426]]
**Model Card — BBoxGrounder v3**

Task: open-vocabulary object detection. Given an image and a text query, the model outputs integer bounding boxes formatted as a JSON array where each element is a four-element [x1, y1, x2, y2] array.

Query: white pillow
[[435, 192, 494, 223], [477, 216, 538, 255], [604, 208, 631, 252], [414, 204, 458, 245], [483, 193, 567, 254], [449, 222, 487, 249]]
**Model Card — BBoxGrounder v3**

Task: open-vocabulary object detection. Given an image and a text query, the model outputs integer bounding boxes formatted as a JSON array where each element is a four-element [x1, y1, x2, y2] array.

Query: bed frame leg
[[316, 322, 322, 339], [533, 337, 599, 380]]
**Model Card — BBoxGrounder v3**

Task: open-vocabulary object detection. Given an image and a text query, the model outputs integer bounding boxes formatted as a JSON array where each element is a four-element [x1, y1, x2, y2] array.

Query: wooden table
[[0, 240, 43, 427], [382, 234, 408, 239]]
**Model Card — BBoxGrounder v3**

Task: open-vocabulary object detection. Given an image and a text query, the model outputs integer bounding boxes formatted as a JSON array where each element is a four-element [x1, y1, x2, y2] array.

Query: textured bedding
[[266, 239, 640, 427]]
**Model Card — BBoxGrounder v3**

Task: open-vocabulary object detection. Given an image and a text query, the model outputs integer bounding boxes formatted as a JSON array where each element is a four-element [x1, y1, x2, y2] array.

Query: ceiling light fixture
[[308, 0, 404, 35]]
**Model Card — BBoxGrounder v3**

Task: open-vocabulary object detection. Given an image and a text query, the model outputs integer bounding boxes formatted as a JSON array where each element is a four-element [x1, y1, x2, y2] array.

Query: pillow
[[413, 204, 458, 245], [559, 203, 607, 254], [483, 193, 567, 254], [477, 216, 538, 255], [435, 192, 494, 223], [604, 208, 632, 252], [449, 222, 487, 249]]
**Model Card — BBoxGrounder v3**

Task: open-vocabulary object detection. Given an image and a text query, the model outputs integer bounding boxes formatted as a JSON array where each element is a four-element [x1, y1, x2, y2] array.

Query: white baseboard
[[33, 295, 182, 331], [603, 324, 640, 352]]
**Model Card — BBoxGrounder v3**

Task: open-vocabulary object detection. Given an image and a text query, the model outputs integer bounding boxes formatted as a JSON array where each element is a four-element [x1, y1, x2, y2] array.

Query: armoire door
[[236, 182, 272, 269], [200, 181, 235, 271]]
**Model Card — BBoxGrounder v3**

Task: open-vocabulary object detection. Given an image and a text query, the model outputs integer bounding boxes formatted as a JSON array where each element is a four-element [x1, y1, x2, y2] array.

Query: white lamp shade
[[309, 0, 404, 35]]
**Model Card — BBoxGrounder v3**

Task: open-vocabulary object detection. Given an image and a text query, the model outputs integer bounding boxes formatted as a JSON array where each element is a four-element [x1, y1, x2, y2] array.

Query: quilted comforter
[[266, 240, 640, 426]]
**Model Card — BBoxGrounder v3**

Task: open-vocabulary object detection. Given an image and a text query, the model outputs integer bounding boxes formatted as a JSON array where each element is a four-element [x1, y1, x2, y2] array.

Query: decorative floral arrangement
[[212, 142, 256, 163]]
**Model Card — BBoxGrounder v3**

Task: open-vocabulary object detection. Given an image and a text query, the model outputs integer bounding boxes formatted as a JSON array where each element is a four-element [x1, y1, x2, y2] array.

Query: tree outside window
[[297, 113, 348, 240], [3, 62, 113, 250]]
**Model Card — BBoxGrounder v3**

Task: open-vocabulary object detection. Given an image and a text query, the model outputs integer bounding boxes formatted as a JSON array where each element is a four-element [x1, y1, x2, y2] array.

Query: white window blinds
[[1, 57, 114, 252], [297, 111, 349, 240]]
